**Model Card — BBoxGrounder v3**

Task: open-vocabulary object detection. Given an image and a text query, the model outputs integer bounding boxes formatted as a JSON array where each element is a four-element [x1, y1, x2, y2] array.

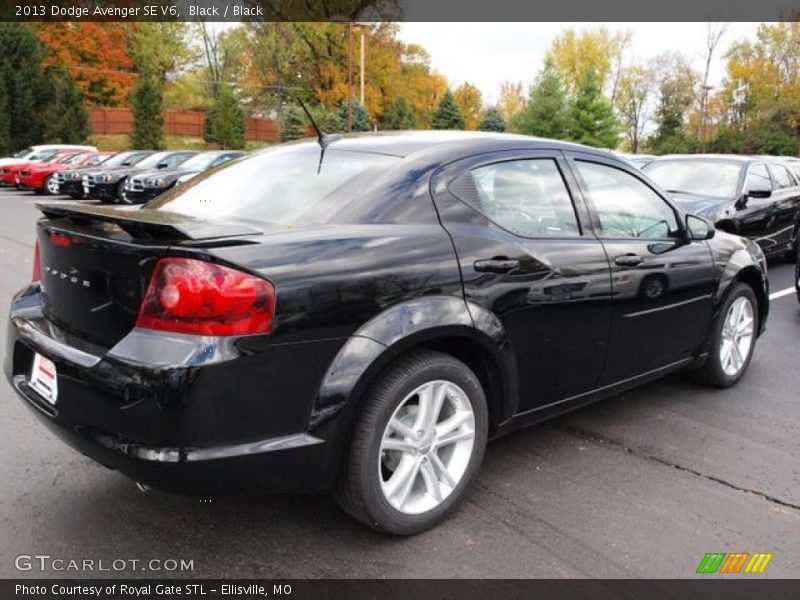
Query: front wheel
[[696, 283, 758, 387], [117, 179, 129, 204], [336, 350, 488, 535], [43, 174, 59, 196]]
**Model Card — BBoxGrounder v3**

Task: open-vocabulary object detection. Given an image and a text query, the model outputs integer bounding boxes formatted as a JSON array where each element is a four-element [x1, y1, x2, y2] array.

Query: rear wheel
[[696, 283, 758, 387], [336, 350, 488, 535]]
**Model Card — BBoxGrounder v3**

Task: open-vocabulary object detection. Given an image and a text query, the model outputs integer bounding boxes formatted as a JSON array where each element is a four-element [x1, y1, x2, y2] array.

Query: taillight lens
[[136, 258, 275, 336], [32, 241, 41, 282]]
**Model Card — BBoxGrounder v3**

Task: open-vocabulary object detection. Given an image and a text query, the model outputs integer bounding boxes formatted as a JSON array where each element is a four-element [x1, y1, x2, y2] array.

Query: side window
[[768, 164, 796, 189], [746, 164, 772, 193], [575, 160, 679, 240], [452, 158, 580, 238]]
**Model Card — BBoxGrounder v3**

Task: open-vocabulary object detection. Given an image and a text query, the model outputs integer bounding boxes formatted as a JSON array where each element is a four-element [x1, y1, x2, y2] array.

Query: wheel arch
[[715, 261, 768, 338], [309, 296, 517, 486]]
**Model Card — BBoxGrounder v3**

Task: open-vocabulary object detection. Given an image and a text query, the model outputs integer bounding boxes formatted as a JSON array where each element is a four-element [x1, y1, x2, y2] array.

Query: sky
[[397, 22, 764, 104]]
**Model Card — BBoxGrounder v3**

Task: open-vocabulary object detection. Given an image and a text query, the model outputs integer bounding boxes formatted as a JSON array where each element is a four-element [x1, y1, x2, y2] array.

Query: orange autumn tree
[[36, 23, 135, 106]]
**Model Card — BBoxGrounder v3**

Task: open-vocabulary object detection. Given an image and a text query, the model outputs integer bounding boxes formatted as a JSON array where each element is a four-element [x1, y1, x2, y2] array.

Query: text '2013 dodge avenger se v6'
[[5, 132, 768, 534]]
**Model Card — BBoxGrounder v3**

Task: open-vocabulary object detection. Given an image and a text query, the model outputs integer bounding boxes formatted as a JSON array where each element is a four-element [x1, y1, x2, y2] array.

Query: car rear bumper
[[5, 285, 344, 495]]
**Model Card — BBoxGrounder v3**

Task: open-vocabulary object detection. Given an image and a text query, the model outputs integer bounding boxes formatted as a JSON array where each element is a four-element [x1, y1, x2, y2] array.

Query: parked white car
[[0, 144, 97, 168]]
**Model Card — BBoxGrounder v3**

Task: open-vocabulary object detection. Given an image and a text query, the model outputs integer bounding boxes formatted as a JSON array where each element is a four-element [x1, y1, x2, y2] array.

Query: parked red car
[[1, 150, 88, 188], [17, 151, 113, 195]]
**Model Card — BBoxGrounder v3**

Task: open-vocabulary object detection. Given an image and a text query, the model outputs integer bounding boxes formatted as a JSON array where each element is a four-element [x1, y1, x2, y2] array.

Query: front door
[[566, 153, 717, 383], [433, 151, 612, 413]]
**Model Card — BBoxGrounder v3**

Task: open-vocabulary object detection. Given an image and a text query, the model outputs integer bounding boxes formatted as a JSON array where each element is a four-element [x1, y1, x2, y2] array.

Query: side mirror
[[747, 188, 772, 199], [157, 162, 169, 169], [686, 214, 715, 240]]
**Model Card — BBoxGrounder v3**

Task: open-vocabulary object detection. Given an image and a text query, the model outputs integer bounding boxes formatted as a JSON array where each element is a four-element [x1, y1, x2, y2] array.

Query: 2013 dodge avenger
[[5, 132, 768, 534]]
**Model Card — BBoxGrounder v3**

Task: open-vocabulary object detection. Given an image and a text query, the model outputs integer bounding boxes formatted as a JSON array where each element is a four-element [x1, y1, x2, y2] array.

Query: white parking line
[[769, 287, 796, 301]]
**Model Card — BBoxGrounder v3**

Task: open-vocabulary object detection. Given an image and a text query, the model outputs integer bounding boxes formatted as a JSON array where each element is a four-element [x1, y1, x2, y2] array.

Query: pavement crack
[[553, 423, 800, 512]]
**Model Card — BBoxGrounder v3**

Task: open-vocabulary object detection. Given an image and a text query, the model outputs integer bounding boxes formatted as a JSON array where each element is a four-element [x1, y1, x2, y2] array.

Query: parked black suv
[[6, 133, 768, 534]]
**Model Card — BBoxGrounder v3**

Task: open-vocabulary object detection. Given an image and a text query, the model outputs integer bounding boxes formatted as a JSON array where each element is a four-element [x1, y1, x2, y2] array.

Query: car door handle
[[474, 258, 520, 273], [614, 253, 644, 267]]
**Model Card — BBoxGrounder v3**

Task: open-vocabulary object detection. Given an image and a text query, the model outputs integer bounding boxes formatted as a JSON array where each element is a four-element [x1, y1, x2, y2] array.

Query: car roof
[[290, 130, 612, 159], [652, 154, 754, 163]]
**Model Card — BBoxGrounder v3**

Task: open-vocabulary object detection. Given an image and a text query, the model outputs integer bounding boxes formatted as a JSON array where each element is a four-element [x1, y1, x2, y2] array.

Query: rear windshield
[[644, 159, 743, 199], [148, 145, 399, 225]]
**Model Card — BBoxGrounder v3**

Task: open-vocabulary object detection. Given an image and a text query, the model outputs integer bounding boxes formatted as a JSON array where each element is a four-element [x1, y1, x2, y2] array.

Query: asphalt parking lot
[[0, 187, 797, 579]]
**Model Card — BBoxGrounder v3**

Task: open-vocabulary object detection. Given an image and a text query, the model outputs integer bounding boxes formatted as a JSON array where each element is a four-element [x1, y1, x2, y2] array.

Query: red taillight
[[135, 258, 275, 336], [49, 233, 71, 247], [32, 241, 41, 282]]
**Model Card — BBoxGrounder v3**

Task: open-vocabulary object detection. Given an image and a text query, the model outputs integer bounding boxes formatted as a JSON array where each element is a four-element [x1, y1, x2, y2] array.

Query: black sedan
[[643, 155, 800, 259], [58, 151, 152, 199], [83, 151, 197, 203], [5, 132, 768, 535], [122, 151, 245, 204]]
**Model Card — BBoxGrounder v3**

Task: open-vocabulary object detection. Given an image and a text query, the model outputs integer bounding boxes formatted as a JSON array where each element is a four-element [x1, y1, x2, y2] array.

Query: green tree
[[431, 89, 465, 130], [0, 77, 10, 153], [381, 96, 416, 130], [0, 24, 54, 154], [209, 84, 245, 149], [514, 58, 570, 139], [615, 65, 654, 153], [44, 66, 90, 144], [130, 66, 164, 150], [479, 107, 506, 132], [569, 68, 621, 148], [280, 105, 308, 142], [648, 54, 697, 154], [338, 99, 372, 132]]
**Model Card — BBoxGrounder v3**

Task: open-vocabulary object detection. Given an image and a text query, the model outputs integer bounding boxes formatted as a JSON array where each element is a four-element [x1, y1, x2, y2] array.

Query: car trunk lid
[[35, 202, 264, 348]]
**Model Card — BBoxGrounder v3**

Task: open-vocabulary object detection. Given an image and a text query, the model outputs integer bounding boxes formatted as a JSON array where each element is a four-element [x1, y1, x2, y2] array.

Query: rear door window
[[452, 158, 581, 238]]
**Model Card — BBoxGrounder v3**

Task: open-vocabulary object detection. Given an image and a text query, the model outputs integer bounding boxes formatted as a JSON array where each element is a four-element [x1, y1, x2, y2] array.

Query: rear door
[[565, 152, 717, 383], [432, 150, 612, 413]]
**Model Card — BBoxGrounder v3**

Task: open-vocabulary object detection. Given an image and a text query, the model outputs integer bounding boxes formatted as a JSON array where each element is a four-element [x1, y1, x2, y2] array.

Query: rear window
[[148, 145, 399, 226]]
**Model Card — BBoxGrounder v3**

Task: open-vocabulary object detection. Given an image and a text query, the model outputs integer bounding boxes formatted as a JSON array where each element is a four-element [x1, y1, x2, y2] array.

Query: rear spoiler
[[36, 202, 263, 242]]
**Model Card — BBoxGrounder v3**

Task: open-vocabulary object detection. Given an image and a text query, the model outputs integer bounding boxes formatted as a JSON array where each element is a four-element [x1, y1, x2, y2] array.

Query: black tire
[[336, 349, 488, 535], [696, 282, 758, 388], [42, 174, 57, 196], [117, 179, 129, 204]]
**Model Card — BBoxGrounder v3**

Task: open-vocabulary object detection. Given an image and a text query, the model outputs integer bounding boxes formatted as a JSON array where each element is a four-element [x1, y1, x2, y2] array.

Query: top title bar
[[2, 0, 798, 22]]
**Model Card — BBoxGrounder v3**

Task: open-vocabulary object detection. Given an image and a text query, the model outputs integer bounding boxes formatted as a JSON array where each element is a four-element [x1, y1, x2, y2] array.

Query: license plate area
[[30, 353, 58, 405]]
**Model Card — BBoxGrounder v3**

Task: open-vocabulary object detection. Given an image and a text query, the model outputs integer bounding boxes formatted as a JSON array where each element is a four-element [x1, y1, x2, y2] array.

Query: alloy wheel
[[719, 296, 755, 377], [378, 379, 475, 515]]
